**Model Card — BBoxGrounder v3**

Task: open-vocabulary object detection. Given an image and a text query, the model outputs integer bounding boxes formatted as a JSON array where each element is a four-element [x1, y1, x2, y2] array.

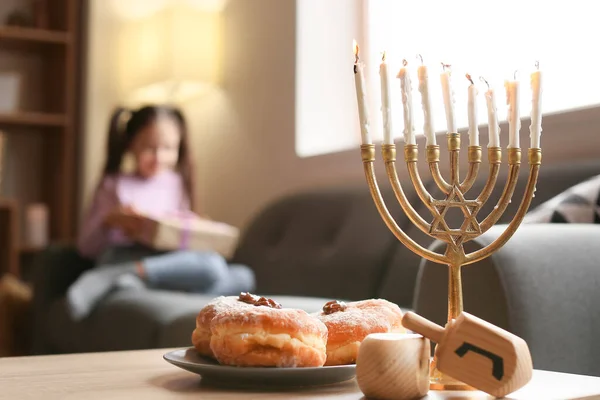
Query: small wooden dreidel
[[402, 311, 533, 397], [356, 333, 430, 400]]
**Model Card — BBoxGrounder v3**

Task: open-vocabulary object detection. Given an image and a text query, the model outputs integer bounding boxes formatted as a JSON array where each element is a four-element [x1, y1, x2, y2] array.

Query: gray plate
[[163, 348, 356, 387]]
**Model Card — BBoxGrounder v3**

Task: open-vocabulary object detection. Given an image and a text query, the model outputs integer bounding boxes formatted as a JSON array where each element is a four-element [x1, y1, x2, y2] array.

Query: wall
[[82, 0, 600, 232], [80, 0, 122, 220]]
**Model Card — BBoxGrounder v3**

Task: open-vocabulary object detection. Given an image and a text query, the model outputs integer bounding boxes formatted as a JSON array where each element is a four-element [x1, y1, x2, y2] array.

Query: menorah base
[[429, 356, 476, 391]]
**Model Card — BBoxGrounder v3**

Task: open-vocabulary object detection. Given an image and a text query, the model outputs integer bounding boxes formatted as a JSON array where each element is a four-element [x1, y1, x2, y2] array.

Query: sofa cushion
[[524, 174, 600, 223], [45, 289, 335, 353]]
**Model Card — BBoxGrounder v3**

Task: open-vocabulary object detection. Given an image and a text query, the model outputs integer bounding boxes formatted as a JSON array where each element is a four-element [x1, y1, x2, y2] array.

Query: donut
[[315, 299, 405, 366], [209, 293, 328, 367], [191, 295, 252, 358]]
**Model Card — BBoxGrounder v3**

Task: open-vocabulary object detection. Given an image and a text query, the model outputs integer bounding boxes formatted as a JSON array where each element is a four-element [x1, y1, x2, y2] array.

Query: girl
[[68, 105, 255, 320]]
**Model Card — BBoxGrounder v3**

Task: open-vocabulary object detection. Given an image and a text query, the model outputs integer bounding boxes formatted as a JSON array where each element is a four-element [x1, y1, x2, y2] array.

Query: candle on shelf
[[353, 40, 372, 145], [380, 51, 394, 145], [466, 74, 479, 146], [530, 61, 543, 148], [397, 59, 415, 145], [505, 73, 521, 148], [481, 77, 500, 148], [417, 56, 436, 146], [440, 63, 457, 133]]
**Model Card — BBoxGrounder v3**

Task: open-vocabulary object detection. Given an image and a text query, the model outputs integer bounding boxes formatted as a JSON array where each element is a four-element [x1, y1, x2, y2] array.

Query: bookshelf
[[0, 0, 81, 278]]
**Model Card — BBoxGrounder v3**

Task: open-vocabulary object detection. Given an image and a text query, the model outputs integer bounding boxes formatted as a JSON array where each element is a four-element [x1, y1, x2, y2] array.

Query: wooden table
[[1, 348, 600, 399]]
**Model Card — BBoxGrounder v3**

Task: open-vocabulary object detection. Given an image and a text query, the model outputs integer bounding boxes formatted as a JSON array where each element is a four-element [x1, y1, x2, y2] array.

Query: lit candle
[[505, 74, 520, 148], [466, 74, 479, 146], [530, 62, 543, 148], [417, 57, 436, 146], [482, 77, 500, 148], [397, 59, 415, 145], [380, 52, 393, 145], [440, 63, 457, 133], [353, 40, 372, 145]]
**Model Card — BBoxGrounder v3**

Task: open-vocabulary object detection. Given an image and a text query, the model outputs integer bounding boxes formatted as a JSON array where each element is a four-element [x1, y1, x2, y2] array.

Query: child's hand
[[104, 205, 145, 237]]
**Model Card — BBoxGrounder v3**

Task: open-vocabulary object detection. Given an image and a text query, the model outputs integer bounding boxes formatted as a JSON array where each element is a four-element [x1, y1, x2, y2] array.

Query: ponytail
[[170, 107, 195, 210], [103, 107, 131, 176]]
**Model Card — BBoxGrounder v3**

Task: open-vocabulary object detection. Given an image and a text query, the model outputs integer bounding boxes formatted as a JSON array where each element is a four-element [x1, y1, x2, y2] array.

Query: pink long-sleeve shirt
[[78, 170, 191, 259]]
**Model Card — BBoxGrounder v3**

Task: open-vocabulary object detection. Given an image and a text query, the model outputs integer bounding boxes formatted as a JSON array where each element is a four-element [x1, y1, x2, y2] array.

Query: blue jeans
[[98, 245, 255, 295]]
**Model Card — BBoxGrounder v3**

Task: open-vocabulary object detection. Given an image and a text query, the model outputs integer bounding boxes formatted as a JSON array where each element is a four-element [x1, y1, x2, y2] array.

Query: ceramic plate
[[163, 348, 356, 387]]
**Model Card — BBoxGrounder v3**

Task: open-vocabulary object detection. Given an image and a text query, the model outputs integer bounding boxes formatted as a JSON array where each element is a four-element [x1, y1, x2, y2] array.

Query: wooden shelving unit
[[0, 111, 68, 127], [0, 199, 18, 276], [0, 26, 71, 44], [0, 0, 81, 279]]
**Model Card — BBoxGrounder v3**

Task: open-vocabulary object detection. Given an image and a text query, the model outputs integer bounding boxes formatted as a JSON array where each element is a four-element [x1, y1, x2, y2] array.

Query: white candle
[[417, 63, 436, 146], [505, 78, 520, 148], [379, 52, 393, 145], [483, 80, 500, 148], [530, 64, 543, 148], [353, 41, 372, 145], [397, 59, 415, 145], [466, 74, 479, 146], [440, 64, 457, 133]]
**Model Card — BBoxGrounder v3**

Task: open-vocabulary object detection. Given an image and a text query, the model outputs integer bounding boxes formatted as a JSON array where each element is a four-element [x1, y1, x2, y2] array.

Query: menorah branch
[[361, 145, 447, 265], [427, 145, 451, 194], [475, 147, 502, 205], [466, 148, 541, 265], [448, 133, 461, 186], [405, 145, 437, 214], [477, 148, 522, 234], [382, 145, 432, 235], [459, 146, 482, 194]]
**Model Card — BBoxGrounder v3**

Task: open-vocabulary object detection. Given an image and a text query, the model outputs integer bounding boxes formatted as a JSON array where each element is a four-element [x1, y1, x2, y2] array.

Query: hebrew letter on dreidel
[[402, 311, 533, 397]]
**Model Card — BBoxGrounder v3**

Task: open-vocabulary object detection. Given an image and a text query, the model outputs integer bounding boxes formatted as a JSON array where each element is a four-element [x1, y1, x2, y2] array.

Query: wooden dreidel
[[402, 311, 533, 397], [356, 333, 430, 400]]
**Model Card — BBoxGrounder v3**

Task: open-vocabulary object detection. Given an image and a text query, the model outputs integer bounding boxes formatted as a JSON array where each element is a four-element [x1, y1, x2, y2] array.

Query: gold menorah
[[361, 135, 541, 389]]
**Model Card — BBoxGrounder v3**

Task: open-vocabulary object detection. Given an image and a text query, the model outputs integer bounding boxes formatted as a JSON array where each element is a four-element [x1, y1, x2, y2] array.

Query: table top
[[1, 348, 600, 400]]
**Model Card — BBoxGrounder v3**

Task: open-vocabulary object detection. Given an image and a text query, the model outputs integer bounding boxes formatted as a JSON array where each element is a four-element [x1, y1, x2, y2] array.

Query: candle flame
[[466, 73, 474, 85], [382, 51, 386, 62], [353, 40, 359, 63], [402, 59, 408, 67], [417, 54, 423, 65], [535, 60, 540, 70], [479, 76, 490, 89]]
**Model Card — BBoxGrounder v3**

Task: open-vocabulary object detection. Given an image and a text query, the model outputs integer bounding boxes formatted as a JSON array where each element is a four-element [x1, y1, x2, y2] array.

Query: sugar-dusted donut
[[209, 293, 328, 367], [315, 299, 405, 366], [191, 295, 250, 358]]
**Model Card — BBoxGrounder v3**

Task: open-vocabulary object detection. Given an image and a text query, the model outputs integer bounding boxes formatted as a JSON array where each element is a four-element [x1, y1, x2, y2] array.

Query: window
[[366, 0, 600, 145], [295, 0, 600, 157]]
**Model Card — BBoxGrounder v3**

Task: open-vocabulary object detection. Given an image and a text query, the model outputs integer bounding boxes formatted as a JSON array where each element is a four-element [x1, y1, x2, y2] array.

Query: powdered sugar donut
[[209, 293, 328, 367], [191, 295, 252, 358], [315, 299, 405, 366]]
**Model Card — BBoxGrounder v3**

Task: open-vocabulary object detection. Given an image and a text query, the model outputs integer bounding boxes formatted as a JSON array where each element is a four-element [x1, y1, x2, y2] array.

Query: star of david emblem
[[429, 185, 482, 249]]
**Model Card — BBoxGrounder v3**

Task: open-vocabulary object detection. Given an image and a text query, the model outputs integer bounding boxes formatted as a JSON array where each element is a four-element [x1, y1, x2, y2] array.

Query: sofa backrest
[[232, 186, 419, 303]]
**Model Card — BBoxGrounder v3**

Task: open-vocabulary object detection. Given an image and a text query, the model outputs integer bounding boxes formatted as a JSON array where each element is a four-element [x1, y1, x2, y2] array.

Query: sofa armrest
[[32, 244, 93, 311], [413, 224, 600, 376]]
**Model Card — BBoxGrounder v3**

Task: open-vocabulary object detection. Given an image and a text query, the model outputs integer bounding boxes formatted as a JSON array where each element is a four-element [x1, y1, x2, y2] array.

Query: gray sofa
[[31, 160, 600, 376]]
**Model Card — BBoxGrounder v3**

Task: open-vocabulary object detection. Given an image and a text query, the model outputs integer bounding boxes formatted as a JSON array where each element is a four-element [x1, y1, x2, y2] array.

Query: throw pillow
[[524, 174, 600, 223]]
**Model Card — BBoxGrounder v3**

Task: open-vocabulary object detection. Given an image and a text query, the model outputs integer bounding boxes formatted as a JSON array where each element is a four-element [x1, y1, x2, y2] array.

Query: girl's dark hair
[[103, 105, 195, 209]]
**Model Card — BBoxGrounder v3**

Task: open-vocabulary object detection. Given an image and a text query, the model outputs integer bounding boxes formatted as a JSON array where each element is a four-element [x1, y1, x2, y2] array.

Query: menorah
[[360, 136, 541, 389]]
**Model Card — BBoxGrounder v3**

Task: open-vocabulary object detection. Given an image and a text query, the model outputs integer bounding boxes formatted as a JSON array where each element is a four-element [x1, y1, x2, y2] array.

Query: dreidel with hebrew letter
[[402, 311, 533, 397]]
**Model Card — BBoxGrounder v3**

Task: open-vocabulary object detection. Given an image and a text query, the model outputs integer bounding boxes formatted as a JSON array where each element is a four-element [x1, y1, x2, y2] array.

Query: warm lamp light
[[116, 0, 223, 104]]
